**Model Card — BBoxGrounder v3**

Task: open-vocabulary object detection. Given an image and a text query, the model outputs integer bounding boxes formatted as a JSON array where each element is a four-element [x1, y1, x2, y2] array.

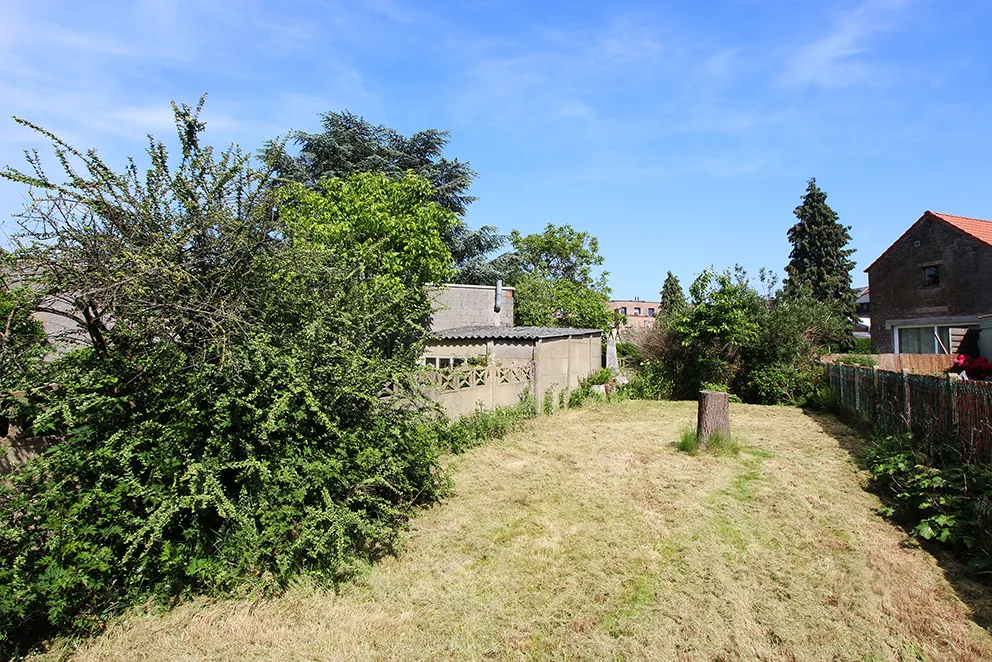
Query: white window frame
[[893, 324, 951, 354]]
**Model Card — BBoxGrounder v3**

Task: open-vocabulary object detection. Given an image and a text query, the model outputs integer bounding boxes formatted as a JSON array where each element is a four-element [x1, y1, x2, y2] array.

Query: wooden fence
[[824, 363, 992, 463], [823, 353, 955, 374]]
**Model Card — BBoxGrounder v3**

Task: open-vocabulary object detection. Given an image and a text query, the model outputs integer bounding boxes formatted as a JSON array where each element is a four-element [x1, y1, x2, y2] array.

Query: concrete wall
[[423, 361, 533, 420], [868, 215, 992, 352], [428, 283, 515, 331], [424, 331, 602, 417], [533, 333, 602, 410]]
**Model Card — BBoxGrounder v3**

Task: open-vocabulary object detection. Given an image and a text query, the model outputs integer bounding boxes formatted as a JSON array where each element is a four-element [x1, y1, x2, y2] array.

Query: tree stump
[[696, 390, 730, 449]]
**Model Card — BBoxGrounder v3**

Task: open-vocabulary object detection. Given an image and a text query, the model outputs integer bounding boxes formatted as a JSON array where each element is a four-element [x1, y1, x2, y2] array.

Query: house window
[[643, 320, 650, 327], [634, 307, 641, 315], [648, 308, 655, 316], [620, 306, 627, 315], [896, 326, 952, 354], [922, 265, 941, 288]]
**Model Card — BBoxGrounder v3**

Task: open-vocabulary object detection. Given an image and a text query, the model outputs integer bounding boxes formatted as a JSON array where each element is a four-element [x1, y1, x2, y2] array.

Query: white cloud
[[783, 0, 911, 90]]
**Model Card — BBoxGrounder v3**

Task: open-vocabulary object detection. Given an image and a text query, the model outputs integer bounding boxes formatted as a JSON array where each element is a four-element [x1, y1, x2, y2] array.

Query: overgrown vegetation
[[628, 267, 852, 405], [0, 101, 469, 657], [834, 353, 877, 367], [263, 109, 511, 285], [815, 377, 992, 572], [623, 179, 857, 406], [0, 272, 48, 396], [584, 367, 614, 386], [59, 402, 992, 661], [863, 433, 992, 565], [505, 224, 612, 332], [444, 392, 538, 454], [837, 415, 992, 572]]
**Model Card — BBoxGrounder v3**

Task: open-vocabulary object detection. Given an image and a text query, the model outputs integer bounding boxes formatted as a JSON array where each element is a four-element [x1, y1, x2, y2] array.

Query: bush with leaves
[[0, 101, 460, 656], [864, 433, 992, 568], [631, 268, 851, 404], [738, 286, 853, 405], [636, 267, 763, 400], [0, 270, 49, 397]]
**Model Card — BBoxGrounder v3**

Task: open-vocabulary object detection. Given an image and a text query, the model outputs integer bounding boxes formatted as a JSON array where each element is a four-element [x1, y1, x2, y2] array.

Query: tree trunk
[[696, 390, 730, 449]]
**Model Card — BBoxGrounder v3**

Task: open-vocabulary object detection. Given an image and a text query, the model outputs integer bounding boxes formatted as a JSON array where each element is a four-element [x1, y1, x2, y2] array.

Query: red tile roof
[[865, 211, 992, 272], [928, 211, 992, 248]]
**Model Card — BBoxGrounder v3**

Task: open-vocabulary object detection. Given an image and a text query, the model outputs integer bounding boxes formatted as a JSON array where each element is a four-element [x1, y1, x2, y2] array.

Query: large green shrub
[[0, 101, 461, 656]]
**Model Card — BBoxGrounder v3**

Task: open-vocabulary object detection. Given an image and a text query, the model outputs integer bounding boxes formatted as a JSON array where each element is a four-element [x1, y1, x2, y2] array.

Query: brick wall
[[867, 215, 992, 353]]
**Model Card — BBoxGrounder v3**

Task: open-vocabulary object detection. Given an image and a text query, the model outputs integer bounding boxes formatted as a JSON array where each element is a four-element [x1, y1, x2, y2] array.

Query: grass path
[[60, 401, 992, 661]]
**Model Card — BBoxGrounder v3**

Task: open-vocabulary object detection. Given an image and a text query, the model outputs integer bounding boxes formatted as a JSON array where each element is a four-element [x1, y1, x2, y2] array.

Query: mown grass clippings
[[51, 401, 992, 662]]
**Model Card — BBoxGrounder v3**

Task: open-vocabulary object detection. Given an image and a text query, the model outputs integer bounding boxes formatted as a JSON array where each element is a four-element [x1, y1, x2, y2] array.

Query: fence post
[[949, 372, 959, 428], [839, 366, 845, 408], [855, 367, 862, 412], [902, 368, 912, 432], [489, 363, 496, 411]]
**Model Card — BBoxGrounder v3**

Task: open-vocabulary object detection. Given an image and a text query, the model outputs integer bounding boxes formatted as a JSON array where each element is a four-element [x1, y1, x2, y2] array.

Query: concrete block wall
[[428, 283, 515, 331], [533, 333, 602, 410]]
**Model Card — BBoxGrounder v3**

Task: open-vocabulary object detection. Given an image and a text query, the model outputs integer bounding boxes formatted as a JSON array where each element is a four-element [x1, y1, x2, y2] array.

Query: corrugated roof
[[865, 210, 992, 272], [431, 325, 602, 340]]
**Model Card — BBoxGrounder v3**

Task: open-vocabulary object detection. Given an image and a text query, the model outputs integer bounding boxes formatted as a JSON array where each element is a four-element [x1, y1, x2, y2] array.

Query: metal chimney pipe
[[494, 280, 503, 314]]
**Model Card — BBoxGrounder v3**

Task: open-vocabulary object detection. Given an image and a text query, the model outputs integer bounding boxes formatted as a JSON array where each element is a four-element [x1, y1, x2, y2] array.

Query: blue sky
[[2, 0, 991, 299]]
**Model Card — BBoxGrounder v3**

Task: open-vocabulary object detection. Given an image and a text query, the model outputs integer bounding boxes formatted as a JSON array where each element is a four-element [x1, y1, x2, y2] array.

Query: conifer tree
[[659, 271, 688, 320], [783, 178, 857, 320]]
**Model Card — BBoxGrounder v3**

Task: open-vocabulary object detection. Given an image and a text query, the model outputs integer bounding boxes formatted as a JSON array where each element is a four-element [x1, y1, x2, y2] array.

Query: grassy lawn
[[53, 401, 992, 661]]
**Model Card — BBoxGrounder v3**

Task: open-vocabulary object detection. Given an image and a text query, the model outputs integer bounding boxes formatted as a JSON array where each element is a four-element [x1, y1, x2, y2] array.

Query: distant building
[[865, 211, 992, 355], [854, 287, 870, 339], [608, 299, 659, 333]]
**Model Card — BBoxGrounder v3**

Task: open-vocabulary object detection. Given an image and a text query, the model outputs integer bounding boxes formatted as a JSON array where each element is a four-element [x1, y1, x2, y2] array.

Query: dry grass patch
[[48, 401, 992, 661]]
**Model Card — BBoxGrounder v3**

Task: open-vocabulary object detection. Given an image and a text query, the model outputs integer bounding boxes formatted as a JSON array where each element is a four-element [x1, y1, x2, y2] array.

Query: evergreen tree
[[783, 178, 857, 320], [659, 271, 688, 320]]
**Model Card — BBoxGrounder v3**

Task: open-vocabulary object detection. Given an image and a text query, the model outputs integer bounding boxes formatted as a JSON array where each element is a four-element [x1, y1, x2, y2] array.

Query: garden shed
[[423, 325, 602, 418]]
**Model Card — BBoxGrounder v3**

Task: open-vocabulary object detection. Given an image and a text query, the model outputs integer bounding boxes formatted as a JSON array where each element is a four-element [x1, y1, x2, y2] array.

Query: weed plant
[[676, 428, 740, 457]]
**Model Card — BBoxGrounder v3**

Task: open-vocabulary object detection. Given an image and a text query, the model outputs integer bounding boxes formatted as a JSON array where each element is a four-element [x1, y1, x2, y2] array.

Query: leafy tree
[[659, 271, 688, 321], [266, 110, 505, 284], [670, 266, 765, 396], [0, 101, 455, 655], [506, 224, 611, 331], [740, 285, 854, 405], [783, 178, 857, 323]]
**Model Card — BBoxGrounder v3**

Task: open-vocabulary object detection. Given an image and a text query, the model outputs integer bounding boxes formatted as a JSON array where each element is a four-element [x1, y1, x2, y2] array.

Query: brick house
[[607, 299, 659, 333], [865, 211, 992, 354]]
